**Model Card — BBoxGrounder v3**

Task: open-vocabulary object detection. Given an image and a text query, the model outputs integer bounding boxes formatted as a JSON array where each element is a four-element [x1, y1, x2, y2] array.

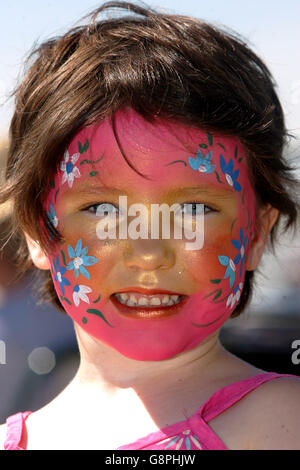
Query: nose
[[124, 239, 175, 271]]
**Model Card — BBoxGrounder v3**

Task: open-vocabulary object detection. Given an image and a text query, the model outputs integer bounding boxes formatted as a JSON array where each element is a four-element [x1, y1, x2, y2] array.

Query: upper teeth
[[113, 292, 182, 307]]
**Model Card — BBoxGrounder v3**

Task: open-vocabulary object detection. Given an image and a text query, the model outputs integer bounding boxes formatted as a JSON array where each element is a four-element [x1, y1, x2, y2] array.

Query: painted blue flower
[[218, 255, 239, 288], [53, 255, 71, 295], [47, 203, 58, 228], [188, 149, 216, 174], [67, 239, 99, 279], [219, 155, 241, 192], [231, 228, 248, 276]]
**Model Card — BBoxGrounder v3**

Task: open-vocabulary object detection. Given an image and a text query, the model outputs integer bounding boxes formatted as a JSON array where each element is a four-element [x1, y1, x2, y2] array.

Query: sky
[[0, 0, 299, 138]]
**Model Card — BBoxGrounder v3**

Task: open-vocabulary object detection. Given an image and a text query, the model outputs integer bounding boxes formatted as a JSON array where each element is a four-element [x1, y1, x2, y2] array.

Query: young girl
[[0, 1, 300, 450]]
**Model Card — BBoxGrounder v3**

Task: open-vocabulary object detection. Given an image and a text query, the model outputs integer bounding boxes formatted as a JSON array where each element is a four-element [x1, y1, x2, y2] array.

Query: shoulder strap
[[198, 372, 298, 422], [4, 411, 32, 450]]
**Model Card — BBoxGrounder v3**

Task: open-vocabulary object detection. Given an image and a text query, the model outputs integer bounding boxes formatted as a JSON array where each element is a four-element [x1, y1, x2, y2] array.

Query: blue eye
[[84, 203, 119, 216], [180, 203, 214, 216]]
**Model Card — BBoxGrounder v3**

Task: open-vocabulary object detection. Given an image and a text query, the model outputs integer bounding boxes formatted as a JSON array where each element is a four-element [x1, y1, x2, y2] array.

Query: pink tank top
[[3, 372, 298, 450]]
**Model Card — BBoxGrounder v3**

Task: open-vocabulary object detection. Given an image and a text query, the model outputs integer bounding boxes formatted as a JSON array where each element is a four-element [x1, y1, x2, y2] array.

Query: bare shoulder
[[208, 349, 300, 450], [245, 375, 300, 450]]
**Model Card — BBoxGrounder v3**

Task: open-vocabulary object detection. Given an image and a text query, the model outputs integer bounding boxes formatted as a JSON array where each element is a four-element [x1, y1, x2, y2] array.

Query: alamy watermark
[[0, 340, 6, 365], [95, 196, 205, 251], [291, 340, 300, 365]]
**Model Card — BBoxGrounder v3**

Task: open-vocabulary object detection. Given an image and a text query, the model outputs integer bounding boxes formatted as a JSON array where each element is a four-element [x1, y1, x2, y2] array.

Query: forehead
[[57, 108, 252, 199]]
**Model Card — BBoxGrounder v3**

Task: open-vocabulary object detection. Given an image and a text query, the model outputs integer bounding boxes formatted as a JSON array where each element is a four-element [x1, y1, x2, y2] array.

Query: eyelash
[[82, 202, 217, 216]]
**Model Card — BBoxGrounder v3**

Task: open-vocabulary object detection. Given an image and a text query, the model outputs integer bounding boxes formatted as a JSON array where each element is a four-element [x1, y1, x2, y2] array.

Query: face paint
[[45, 108, 256, 361]]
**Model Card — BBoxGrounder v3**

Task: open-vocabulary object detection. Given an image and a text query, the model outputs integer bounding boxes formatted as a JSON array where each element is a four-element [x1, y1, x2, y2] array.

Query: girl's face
[[44, 108, 256, 361]]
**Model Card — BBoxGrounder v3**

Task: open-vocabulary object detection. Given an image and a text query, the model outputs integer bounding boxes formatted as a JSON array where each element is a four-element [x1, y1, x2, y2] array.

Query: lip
[[110, 290, 189, 319]]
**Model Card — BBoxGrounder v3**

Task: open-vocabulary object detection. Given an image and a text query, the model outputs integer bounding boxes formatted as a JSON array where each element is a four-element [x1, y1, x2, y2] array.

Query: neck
[[50, 329, 247, 435], [71, 326, 227, 396]]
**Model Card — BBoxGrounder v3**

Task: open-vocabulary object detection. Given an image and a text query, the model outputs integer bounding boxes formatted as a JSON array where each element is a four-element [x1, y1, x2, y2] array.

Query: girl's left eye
[[179, 203, 216, 216]]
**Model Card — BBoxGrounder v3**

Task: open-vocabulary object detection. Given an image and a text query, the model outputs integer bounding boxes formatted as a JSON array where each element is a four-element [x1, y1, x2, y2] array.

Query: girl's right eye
[[83, 203, 119, 216]]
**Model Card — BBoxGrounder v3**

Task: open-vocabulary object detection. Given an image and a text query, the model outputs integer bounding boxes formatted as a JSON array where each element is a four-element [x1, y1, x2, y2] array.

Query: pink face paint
[[45, 108, 256, 361]]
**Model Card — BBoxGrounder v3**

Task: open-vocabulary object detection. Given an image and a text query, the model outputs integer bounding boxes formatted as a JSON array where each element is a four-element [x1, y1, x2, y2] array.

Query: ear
[[24, 233, 51, 270], [246, 204, 279, 271]]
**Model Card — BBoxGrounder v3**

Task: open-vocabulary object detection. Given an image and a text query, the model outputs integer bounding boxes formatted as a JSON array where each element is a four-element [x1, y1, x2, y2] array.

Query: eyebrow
[[69, 183, 236, 200], [164, 186, 236, 199], [68, 185, 130, 196]]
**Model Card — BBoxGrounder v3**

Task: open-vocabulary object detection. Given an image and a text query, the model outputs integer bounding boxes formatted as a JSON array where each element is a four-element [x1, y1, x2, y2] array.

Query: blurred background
[[0, 0, 299, 424]]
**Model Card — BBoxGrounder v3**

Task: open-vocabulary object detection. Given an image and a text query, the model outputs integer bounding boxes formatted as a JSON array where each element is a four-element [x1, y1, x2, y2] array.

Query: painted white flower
[[235, 282, 243, 301], [226, 292, 235, 309], [60, 150, 81, 188], [226, 282, 243, 309], [72, 284, 92, 307], [229, 258, 236, 272], [225, 173, 233, 186]]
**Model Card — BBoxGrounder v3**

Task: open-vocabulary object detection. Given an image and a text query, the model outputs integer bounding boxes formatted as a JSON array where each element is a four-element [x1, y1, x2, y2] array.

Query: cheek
[[182, 204, 252, 296], [82, 239, 122, 296], [184, 232, 232, 285]]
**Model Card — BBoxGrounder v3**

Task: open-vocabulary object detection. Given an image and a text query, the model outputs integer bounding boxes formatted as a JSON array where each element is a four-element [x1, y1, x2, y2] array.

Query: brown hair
[[1, 1, 299, 316]]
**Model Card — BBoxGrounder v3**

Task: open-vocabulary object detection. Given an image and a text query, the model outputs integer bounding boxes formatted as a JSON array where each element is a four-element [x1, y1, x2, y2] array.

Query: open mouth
[[110, 290, 189, 319]]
